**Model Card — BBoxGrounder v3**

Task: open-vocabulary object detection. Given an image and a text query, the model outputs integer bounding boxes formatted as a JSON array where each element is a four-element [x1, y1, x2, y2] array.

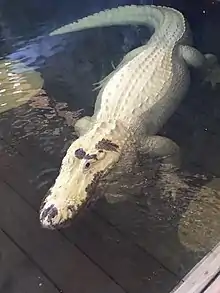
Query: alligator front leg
[[74, 116, 94, 136], [139, 135, 181, 168], [139, 135, 188, 199], [179, 45, 220, 88]]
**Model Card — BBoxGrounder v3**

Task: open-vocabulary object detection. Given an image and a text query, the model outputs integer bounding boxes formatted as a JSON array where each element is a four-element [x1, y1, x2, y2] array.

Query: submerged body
[[40, 5, 220, 229]]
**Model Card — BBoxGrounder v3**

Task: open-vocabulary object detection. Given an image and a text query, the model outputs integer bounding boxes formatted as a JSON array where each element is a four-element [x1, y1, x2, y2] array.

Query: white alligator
[[39, 5, 220, 229]]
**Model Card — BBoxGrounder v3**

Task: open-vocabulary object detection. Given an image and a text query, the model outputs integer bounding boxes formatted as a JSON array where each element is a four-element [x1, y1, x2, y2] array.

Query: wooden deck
[[1, 81, 220, 293]]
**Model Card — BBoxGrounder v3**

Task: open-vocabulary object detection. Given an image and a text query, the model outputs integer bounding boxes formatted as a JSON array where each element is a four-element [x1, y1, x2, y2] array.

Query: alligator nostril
[[40, 204, 58, 223]]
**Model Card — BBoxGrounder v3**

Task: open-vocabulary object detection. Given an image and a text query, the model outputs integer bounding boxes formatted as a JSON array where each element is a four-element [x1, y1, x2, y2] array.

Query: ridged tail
[[49, 5, 167, 36]]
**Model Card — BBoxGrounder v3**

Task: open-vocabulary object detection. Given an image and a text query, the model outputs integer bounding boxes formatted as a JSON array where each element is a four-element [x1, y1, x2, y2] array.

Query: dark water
[[1, 0, 220, 285]]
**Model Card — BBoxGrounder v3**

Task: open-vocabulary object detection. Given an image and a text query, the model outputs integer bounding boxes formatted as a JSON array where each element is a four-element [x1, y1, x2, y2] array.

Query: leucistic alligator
[[39, 5, 220, 229]]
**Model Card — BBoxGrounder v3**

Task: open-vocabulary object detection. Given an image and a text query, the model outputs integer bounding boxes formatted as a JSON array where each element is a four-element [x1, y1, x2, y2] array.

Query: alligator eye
[[84, 162, 91, 169]]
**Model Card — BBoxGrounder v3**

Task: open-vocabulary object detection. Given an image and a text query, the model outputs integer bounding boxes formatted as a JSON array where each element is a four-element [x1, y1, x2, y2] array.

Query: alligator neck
[[84, 119, 136, 152]]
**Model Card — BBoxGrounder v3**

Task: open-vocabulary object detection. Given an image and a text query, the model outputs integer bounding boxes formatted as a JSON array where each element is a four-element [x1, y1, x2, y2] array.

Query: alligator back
[[96, 42, 190, 137]]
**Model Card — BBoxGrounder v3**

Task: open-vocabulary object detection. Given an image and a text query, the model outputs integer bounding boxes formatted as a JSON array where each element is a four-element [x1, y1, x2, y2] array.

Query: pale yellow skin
[[39, 5, 220, 229], [40, 120, 128, 228]]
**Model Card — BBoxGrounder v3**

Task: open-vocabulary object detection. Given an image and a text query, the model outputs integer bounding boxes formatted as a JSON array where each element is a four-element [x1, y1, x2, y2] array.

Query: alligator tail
[[49, 5, 166, 36]]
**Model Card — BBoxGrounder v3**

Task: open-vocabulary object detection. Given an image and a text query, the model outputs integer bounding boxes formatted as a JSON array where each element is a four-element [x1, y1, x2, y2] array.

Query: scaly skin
[[40, 5, 220, 229]]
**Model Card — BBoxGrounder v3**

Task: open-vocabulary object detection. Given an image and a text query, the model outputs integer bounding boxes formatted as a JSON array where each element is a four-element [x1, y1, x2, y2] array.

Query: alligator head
[[39, 131, 122, 229]]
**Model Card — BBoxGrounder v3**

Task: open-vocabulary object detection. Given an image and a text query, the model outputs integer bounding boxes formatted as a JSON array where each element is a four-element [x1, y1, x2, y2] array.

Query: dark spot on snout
[[75, 148, 86, 159], [95, 138, 119, 152], [40, 204, 58, 224]]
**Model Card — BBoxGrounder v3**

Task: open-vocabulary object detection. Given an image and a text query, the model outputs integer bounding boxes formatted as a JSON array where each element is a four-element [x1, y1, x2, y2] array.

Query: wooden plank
[[0, 138, 58, 208], [0, 228, 59, 293], [171, 242, 220, 293], [0, 181, 125, 293], [64, 210, 179, 293], [95, 188, 203, 278], [0, 148, 47, 208], [204, 274, 220, 293]]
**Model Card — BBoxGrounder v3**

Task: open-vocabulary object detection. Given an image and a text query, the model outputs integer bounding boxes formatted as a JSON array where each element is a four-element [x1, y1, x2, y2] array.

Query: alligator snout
[[39, 202, 76, 229]]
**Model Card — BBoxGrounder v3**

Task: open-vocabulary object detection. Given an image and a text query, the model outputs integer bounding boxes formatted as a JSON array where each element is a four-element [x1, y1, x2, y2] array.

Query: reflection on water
[[1, 0, 220, 282], [0, 58, 42, 112]]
